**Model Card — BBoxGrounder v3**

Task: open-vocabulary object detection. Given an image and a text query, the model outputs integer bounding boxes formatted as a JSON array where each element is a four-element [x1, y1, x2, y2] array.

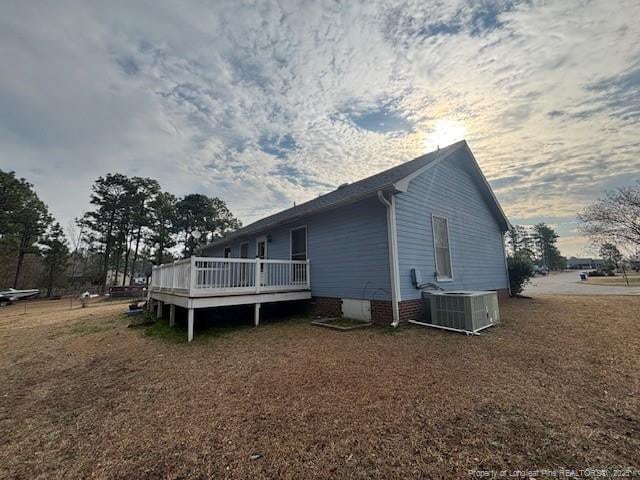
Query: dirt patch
[[311, 316, 372, 330], [0, 295, 638, 478]]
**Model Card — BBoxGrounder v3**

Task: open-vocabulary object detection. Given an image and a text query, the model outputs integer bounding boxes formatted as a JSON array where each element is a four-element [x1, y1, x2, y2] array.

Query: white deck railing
[[150, 257, 310, 297]]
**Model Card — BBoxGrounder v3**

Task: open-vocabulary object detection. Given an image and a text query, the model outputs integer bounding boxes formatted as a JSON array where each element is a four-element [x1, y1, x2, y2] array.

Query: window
[[239, 243, 249, 258], [290, 227, 307, 261], [432, 215, 453, 280], [224, 247, 232, 258]]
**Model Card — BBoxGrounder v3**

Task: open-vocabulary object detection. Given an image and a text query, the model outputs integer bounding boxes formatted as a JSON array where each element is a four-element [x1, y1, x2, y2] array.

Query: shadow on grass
[[142, 317, 252, 344], [142, 301, 313, 344]]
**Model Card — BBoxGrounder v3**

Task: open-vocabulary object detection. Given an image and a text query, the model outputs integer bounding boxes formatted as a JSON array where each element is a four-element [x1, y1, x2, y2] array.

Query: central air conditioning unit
[[413, 291, 500, 334]]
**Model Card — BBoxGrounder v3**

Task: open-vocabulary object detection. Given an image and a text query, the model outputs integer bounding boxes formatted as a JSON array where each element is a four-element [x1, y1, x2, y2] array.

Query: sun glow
[[424, 119, 468, 151]]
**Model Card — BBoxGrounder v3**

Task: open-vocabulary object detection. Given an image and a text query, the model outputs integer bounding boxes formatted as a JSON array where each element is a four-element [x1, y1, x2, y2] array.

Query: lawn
[[586, 271, 640, 286], [1, 295, 638, 479]]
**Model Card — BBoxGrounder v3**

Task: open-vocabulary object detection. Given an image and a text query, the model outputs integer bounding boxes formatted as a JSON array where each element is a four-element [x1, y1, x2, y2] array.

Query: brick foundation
[[311, 296, 342, 317], [399, 299, 424, 323], [496, 288, 510, 300], [370, 300, 393, 325], [370, 299, 424, 325]]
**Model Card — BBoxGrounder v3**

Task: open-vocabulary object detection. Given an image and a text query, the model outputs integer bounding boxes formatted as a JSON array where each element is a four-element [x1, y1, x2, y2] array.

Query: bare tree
[[578, 184, 640, 249]]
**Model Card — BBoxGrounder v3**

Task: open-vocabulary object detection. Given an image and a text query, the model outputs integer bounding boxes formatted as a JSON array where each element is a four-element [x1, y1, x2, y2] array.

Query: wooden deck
[[149, 257, 311, 341]]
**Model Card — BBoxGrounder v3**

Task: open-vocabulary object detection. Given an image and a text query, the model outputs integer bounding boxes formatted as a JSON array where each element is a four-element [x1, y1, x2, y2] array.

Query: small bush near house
[[507, 253, 534, 295]]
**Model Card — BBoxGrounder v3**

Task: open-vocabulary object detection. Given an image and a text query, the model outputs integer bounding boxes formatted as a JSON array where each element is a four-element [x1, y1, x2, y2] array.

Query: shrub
[[587, 270, 605, 277], [601, 261, 616, 276], [507, 253, 535, 295]]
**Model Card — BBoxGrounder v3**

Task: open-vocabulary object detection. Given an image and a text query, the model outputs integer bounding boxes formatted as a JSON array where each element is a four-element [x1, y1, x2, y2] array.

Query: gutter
[[377, 190, 401, 327]]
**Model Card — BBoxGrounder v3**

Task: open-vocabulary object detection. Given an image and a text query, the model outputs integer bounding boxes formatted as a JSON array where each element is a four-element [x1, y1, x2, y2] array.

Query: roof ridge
[[204, 140, 467, 248]]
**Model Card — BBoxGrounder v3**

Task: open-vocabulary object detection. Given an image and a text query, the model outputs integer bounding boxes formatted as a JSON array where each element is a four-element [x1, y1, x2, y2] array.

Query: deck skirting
[[149, 290, 311, 310]]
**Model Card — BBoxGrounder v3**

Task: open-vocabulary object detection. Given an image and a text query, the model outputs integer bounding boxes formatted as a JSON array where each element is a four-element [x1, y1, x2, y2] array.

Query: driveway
[[524, 271, 640, 295]]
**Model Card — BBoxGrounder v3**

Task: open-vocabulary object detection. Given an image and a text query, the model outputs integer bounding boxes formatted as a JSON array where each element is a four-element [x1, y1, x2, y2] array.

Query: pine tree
[[41, 223, 70, 296], [175, 194, 241, 256], [148, 192, 178, 264], [0, 170, 52, 287]]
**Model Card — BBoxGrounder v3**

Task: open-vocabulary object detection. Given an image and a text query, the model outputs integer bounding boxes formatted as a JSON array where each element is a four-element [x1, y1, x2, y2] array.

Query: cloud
[[0, 0, 639, 255]]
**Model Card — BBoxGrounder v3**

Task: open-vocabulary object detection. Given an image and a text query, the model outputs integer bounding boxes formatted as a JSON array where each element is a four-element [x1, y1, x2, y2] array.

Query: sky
[[1, 0, 639, 257]]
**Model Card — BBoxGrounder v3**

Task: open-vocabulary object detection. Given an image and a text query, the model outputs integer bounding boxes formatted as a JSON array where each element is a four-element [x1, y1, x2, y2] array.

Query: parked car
[[533, 266, 548, 276]]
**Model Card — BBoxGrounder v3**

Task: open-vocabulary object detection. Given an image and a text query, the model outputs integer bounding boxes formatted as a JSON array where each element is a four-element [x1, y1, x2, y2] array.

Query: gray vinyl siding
[[395, 155, 508, 301], [203, 196, 391, 301]]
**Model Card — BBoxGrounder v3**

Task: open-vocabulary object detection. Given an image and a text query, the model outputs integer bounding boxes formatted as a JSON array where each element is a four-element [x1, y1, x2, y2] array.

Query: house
[[566, 257, 604, 270], [149, 140, 511, 341]]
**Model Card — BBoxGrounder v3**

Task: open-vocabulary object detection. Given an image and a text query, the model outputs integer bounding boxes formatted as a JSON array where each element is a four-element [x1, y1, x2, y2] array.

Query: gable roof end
[[392, 141, 510, 232], [203, 140, 509, 250]]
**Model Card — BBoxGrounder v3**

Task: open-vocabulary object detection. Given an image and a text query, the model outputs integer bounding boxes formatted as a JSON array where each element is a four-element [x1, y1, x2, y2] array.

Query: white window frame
[[431, 214, 454, 282], [256, 236, 268, 259], [289, 225, 308, 261], [223, 246, 232, 258]]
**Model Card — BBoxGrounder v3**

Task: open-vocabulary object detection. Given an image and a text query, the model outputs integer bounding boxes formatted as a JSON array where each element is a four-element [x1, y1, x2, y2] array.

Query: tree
[[599, 242, 622, 268], [531, 223, 565, 270], [147, 192, 178, 264], [79, 174, 132, 290], [41, 223, 70, 296], [0, 170, 30, 236], [578, 184, 640, 248], [507, 225, 534, 258], [126, 177, 160, 284], [175, 194, 241, 256], [0, 170, 52, 287]]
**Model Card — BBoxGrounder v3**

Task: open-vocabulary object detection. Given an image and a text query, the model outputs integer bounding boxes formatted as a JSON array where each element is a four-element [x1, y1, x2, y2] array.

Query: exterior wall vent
[[415, 291, 499, 334], [341, 298, 371, 322]]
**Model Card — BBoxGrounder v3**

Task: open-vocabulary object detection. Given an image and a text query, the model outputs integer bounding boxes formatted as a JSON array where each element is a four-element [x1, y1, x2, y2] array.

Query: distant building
[[567, 257, 603, 270]]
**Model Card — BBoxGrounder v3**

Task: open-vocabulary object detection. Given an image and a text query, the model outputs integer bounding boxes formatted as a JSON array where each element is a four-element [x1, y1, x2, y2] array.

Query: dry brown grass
[[586, 272, 640, 286], [1, 295, 639, 479]]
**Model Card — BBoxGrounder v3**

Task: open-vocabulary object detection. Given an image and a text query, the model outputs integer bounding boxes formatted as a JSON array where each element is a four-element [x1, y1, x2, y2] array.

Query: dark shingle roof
[[204, 141, 466, 249]]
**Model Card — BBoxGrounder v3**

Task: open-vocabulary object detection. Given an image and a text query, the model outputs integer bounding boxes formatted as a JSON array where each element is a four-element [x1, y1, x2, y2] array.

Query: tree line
[[0, 169, 241, 293]]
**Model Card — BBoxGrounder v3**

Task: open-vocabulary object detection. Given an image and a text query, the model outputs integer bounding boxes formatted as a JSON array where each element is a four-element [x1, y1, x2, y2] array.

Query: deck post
[[169, 304, 175, 327], [187, 308, 194, 342], [190, 256, 197, 297], [157, 301, 163, 319], [254, 303, 261, 327], [171, 260, 177, 293], [306, 259, 311, 289], [255, 257, 261, 293]]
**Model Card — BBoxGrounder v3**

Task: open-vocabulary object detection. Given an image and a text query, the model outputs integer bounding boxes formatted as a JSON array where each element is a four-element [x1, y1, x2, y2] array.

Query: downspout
[[501, 233, 512, 297], [377, 190, 400, 327]]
